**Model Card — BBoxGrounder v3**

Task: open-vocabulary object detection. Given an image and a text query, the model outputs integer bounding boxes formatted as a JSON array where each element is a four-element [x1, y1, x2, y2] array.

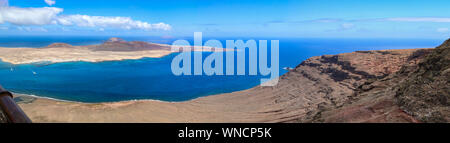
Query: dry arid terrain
[[14, 39, 450, 123], [0, 38, 223, 65]]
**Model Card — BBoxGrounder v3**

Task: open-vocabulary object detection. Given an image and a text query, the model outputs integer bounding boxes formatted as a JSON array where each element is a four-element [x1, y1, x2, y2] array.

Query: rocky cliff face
[[214, 46, 435, 123], [395, 39, 450, 122], [283, 39, 449, 123], [270, 48, 429, 122], [0, 109, 7, 123]]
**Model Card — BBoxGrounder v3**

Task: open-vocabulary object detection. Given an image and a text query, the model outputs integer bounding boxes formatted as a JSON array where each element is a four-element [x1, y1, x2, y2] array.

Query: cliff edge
[[306, 39, 449, 123], [395, 39, 449, 122]]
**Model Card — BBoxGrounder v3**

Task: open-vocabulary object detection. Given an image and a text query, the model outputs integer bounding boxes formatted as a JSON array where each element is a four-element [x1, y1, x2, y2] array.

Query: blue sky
[[0, 0, 449, 39]]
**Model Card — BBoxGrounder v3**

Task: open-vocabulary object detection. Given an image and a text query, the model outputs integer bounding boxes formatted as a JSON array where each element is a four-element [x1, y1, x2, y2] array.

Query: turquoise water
[[0, 54, 265, 102], [0, 37, 444, 103]]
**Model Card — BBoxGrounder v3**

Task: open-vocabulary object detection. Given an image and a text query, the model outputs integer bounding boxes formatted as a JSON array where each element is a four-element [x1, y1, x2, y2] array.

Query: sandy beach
[[0, 46, 175, 65], [15, 87, 290, 123]]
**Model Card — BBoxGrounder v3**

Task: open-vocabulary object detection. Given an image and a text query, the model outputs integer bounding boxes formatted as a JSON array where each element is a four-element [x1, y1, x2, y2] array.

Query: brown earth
[[307, 40, 449, 123], [89, 38, 171, 51], [44, 43, 74, 49]]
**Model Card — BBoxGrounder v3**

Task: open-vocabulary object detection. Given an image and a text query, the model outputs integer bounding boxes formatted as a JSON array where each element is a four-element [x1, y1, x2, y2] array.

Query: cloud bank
[[56, 15, 171, 30], [0, 0, 171, 31], [0, 7, 63, 25]]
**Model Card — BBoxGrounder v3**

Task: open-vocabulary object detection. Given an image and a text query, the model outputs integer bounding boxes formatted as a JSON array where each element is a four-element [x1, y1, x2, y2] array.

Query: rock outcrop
[[395, 39, 450, 122], [304, 39, 449, 123], [265, 48, 431, 122], [106, 37, 126, 42], [92, 38, 170, 51], [44, 43, 74, 48]]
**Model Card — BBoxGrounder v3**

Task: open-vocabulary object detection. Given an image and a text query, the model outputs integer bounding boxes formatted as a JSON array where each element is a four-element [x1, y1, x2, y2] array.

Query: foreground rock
[[17, 39, 449, 123], [395, 39, 450, 122], [308, 39, 449, 123]]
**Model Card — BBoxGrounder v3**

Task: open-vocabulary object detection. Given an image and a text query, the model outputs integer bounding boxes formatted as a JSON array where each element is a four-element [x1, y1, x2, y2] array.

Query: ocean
[[0, 36, 444, 103]]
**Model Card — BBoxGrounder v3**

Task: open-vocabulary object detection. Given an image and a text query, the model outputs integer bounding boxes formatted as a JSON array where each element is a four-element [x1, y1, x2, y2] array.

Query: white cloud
[[383, 17, 450, 23], [0, 7, 63, 25], [44, 0, 56, 6], [55, 15, 171, 30], [437, 28, 449, 33], [0, 0, 171, 31]]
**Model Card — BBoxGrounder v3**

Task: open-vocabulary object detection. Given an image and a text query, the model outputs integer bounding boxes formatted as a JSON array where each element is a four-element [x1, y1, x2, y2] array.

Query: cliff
[[304, 39, 449, 123], [395, 39, 450, 122], [258, 48, 431, 122]]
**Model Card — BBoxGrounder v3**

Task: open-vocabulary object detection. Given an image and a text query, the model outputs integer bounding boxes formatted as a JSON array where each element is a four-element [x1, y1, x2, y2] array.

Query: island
[[0, 38, 225, 65]]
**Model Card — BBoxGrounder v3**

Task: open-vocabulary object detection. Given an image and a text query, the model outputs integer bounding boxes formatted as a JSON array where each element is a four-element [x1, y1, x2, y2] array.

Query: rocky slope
[[44, 43, 74, 48], [304, 39, 449, 123], [395, 39, 450, 122], [90, 38, 171, 51], [264, 48, 432, 122]]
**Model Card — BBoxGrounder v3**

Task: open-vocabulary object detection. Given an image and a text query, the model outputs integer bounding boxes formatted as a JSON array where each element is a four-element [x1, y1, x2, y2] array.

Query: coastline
[[14, 47, 438, 123], [0, 39, 229, 65], [16, 86, 275, 123], [13, 48, 428, 105], [0, 46, 173, 65], [14, 92, 186, 104]]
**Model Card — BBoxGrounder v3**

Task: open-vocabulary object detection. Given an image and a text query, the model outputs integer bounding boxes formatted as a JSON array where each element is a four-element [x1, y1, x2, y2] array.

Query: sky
[[0, 0, 449, 39]]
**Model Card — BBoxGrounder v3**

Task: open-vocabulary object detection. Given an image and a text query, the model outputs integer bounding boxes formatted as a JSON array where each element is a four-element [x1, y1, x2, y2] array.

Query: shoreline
[[0, 38, 230, 65], [0, 52, 179, 66], [0, 48, 230, 65], [13, 92, 177, 104], [0, 47, 175, 65], [11, 47, 441, 123], [13, 90, 215, 104], [11, 47, 430, 105]]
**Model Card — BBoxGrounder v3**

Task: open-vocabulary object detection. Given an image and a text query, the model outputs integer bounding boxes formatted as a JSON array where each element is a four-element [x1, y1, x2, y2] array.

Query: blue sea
[[0, 36, 444, 103]]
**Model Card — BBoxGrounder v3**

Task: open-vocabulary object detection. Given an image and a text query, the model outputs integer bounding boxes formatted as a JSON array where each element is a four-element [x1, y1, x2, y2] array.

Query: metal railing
[[0, 85, 32, 123]]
